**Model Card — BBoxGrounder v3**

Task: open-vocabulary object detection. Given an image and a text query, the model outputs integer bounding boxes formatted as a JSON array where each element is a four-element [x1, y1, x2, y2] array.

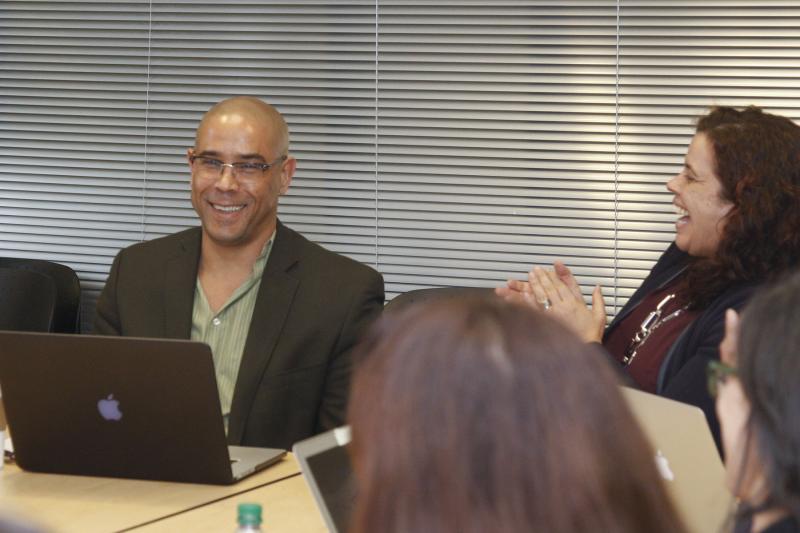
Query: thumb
[[592, 284, 606, 325]]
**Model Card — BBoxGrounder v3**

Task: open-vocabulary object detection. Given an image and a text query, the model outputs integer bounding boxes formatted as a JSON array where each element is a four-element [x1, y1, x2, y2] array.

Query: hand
[[528, 261, 607, 343], [496, 278, 543, 310], [495, 263, 581, 311]]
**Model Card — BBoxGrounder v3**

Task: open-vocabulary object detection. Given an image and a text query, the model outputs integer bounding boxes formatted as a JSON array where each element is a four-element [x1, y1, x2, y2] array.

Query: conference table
[[0, 454, 326, 532], [137, 474, 325, 532]]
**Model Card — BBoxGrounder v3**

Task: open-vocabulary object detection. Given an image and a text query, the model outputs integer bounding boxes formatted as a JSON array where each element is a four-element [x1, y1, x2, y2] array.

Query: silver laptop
[[293, 426, 354, 533], [622, 387, 733, 533], [0, 331, 285, 485]]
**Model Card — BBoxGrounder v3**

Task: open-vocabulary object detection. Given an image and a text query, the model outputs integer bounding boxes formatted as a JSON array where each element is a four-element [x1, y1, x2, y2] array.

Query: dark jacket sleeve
[[93, 251, 123, 335], [316, 267, 384, 432], [657, 283, 754, 451]]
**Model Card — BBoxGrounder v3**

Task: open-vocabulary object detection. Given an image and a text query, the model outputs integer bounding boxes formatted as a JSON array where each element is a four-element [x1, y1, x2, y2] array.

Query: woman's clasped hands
[[496, 261, 607, 343]]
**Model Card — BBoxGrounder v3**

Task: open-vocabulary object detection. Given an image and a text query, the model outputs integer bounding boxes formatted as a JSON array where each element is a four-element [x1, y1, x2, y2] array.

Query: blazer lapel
[[227, 222, 300, 444], [164, 228, 201, 339]]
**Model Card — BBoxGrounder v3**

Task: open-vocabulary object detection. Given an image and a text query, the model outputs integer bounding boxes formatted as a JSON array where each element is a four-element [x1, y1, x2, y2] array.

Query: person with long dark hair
[[499, 106, 800, 446], [347, 297, 687, 533], [711, 274, 800, 533]]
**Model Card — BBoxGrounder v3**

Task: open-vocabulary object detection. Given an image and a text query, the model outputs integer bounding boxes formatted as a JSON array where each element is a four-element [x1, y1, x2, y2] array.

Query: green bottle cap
[[237, 502, 263, 526]]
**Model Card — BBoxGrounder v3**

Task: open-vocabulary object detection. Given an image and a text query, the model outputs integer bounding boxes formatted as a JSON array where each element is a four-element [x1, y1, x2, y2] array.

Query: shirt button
[[212, 317, 221, 326]]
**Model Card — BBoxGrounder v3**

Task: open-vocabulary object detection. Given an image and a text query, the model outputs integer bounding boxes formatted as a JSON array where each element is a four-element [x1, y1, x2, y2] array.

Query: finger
[[520, 290, 541, 308], [496, 286, 527, 301], [496, 287, 523, 305], [554, 260, 582, 300], [527, 268, 551, 305], [592, 284, 606, 326], [497, 285, 541, 310], [725, 308, 740, 336], [720, 308, 740, 365], [528, 267, 562, 302], [545, 268, 576, 304], [583, 284, 606, 343], [507, 278, 532, 293]]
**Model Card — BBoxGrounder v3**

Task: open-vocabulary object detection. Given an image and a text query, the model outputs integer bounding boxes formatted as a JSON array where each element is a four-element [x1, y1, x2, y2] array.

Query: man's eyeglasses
[[706, 359, 738, 398], [189, 155, 287, 181]]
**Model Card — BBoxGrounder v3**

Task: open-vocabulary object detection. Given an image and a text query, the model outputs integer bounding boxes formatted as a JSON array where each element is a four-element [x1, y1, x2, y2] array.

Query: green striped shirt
[[190, 234, 274, 429]]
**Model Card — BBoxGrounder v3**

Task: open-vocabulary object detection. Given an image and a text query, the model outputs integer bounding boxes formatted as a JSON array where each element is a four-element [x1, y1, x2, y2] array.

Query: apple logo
[[97, 394, 123, 421], [655, 449, 675, 481]]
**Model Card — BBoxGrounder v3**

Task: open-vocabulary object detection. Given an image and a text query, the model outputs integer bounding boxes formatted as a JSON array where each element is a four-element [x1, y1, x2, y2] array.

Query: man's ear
[[186, 148, 195, 171], [279, 156, 296, 195]]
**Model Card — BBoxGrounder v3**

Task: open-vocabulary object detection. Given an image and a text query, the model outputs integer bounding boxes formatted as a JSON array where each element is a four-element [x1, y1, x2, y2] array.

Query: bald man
[[94, 97, 385, 450]]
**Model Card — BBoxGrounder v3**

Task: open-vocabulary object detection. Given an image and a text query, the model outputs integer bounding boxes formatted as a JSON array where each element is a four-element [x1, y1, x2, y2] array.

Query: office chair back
[[0, 258, 81, 333], [384, 287, 496, 315], [0, 268, 57, 332]]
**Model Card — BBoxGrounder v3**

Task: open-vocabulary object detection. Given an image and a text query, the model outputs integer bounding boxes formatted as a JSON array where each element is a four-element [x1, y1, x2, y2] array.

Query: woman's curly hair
[[684, 106, 800, 309]]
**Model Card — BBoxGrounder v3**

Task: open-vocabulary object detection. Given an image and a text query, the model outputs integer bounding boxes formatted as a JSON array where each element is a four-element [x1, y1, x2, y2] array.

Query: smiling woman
[[667, 132, 734, 259], [500, 106, 800, 447]]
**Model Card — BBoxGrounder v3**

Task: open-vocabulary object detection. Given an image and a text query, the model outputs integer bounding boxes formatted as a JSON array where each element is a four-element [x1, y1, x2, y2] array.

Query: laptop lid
[[622, 387, 732, 533], [293, 426, 355, 533], [0, 331, 283, 485]]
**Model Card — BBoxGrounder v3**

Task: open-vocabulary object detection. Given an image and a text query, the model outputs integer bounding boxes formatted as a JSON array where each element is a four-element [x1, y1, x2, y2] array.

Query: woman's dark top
[[602, 243, 756, 448], [604, 276, 697, 393]]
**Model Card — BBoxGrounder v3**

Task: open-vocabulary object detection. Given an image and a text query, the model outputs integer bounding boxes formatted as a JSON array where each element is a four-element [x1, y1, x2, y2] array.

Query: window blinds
[[0, 1, 151, 329], [2, 1, 800, 329], [616, 1, 800, 307]]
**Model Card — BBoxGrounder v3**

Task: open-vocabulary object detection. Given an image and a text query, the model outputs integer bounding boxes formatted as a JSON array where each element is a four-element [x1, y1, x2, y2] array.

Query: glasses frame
[[189, 154, 287, 180], [706, 359, 738, 398]]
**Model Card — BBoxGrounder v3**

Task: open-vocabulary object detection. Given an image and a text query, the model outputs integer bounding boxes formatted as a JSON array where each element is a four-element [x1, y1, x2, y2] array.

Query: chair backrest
[[384, 287, 496, 315], [0, 258, 81, 333], [0, 268, 57, 332]]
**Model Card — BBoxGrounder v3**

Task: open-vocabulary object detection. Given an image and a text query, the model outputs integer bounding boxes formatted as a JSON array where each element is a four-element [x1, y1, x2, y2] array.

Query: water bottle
[[235, 502, 263, 532]]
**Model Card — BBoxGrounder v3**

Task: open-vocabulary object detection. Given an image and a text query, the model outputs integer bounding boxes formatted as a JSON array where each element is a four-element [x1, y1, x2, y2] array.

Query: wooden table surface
[[134, 472, 326, 533], [0, 454, 299, 533]]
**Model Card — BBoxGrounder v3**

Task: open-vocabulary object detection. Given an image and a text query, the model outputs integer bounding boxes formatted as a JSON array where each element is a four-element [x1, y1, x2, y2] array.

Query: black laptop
[[0, 331, 284, 484]]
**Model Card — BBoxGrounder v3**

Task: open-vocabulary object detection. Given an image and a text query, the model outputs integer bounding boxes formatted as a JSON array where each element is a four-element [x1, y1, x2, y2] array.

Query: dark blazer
[[94, 220, 385, 450], [604, 242, 755, 448]]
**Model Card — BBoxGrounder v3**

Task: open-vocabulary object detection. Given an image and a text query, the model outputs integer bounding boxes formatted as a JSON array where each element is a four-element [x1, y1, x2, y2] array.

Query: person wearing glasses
[[498, 106, 800, 447], [94, 96, 384, 450], [348, 297, 688, 533], [710, 275, 800, 533]]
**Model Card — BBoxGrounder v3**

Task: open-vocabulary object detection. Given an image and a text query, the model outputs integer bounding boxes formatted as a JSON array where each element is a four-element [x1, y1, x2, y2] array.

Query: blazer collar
[[164, 227, 202, 338]]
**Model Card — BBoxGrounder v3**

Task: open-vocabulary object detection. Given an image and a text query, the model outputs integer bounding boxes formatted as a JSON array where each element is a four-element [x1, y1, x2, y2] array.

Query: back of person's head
[[347, 296, 687, 533], [735, 271, 800, 523], [687, 106, 800, 308]]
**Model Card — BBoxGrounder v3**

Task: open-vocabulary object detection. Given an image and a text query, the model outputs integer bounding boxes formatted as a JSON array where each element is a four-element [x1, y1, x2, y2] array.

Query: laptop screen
[[294, 426, 356, 533], [306, 444, 355, 532]]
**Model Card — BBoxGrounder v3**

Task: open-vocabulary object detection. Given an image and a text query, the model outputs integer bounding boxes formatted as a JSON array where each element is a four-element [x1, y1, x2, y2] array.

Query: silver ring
[[540, 298, 552, 311]]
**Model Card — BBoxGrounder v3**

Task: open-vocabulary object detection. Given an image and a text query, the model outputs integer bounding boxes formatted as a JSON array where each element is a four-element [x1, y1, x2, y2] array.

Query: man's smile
[[211, 203, 245, 213]]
